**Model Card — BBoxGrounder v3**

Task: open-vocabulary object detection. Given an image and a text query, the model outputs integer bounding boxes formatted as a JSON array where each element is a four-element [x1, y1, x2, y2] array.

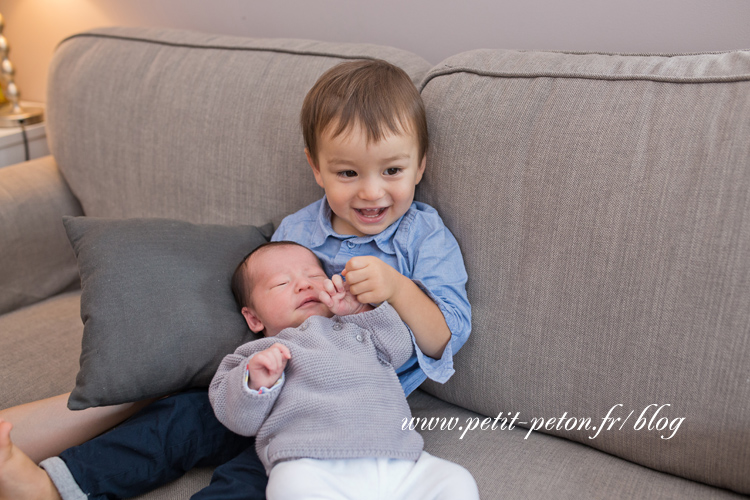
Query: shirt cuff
[[411, 328, 455, 383], [408, 278, 461, 383]]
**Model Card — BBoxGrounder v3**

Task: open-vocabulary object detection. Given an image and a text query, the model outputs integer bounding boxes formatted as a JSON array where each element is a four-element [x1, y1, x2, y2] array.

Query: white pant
[[266, 451, 479, 500]]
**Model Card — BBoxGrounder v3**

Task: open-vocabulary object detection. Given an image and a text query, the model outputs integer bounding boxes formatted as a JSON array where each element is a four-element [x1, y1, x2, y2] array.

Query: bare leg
[[0, 393, 155, 464], [0, 419, 61, 500]]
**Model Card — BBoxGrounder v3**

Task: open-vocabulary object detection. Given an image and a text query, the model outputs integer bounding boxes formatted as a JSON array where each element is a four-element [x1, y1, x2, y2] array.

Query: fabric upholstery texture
[[46, 27, 432, 226], [64, 216, 272, 409], [416, 49, 750, 494], [0, 291, 83, 407], [0, 156, 82, 315], [131, 468, 213, 500], [408, 391, 746, 500]]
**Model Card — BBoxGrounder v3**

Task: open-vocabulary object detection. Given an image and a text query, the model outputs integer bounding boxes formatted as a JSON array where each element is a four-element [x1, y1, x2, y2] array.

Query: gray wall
[[2, 0, 750, 102]]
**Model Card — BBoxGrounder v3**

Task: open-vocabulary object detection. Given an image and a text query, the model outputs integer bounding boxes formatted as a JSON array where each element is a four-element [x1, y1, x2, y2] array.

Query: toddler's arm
[[343, 256, 451, 359]]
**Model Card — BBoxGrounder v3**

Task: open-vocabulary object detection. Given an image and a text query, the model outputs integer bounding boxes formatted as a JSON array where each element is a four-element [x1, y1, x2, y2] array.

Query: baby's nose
[[295, 279, 313, 291]]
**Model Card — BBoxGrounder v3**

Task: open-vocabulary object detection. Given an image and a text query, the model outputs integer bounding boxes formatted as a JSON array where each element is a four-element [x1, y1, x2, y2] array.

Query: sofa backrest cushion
[[417, 49, 750, 493], [46, 27, 431, 226]]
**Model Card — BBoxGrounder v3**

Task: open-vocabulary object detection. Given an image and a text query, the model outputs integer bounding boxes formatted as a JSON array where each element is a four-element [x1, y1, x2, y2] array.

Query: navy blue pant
[[60, 390, 266, 500]]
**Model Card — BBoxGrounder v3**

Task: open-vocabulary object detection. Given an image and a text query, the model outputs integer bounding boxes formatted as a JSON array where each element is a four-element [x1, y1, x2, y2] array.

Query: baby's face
[[243, 245, 332, 337], [309, 122, 426, 237]]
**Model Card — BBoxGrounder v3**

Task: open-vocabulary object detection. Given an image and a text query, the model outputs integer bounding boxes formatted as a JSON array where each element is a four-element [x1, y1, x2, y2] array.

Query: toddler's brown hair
[[301, 59, 428, 164]]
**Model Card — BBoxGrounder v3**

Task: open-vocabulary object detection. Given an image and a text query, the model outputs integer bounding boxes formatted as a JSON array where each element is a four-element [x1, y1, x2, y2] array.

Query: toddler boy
[[274, 58, 471, 396]]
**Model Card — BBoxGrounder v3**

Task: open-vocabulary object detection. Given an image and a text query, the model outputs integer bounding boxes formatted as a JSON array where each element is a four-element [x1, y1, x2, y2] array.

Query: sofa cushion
[[134, 389, 748, 499], [407, 391, 746, 500], [0, 156, 82, 315], [46, 27, 432, 227], [64, 216, 272, 409], [417, 49, 750, 494], [0, 291, 83, 409], [131, 468, 213, 500], [117, 390, 750, 499]]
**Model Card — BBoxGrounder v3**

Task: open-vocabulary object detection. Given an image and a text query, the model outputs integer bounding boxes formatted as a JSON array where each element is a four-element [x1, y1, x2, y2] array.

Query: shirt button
[[356, 334, 363, 342], [346, 241, 356, 249], [332, 323, 343, 331]]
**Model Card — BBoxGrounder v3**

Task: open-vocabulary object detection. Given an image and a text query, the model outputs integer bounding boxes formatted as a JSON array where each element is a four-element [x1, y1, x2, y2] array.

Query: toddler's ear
[[305, 148, 318, 171], [415, 154, 427, 184], [241, 307, 264, 334], [306, 149, 325, 189]]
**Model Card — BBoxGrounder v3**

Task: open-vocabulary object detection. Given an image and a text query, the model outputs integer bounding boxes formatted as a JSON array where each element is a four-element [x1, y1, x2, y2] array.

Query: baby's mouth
[[298, 297, 321, 308], [355, 207, 387, 218]]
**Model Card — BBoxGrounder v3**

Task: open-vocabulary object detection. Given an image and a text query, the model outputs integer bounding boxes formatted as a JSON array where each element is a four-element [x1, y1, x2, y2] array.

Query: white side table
[[0, 102, 50, 168]]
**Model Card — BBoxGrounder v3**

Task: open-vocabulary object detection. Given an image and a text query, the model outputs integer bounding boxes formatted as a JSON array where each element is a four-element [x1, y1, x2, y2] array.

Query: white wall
[[1, 0, 750, 103]]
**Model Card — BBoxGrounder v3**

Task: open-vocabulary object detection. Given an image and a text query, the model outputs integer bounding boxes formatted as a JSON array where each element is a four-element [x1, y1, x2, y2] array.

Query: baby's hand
[[246, 343, 291, 391], [319, 274, 371, 316]]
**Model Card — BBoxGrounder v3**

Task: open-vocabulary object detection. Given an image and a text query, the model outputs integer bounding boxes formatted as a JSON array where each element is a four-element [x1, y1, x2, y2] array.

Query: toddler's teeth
[[359, 208, 384, 217]]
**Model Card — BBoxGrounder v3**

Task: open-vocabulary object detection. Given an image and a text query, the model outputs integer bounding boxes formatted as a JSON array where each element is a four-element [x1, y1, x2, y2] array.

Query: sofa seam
[[542, 48, 750, 57], [419, 66, 750, 92], [56, 32, 394, 62]]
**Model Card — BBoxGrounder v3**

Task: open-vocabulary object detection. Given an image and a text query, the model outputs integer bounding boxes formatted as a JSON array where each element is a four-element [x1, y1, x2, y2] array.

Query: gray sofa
[[1, 27, 748, 499]]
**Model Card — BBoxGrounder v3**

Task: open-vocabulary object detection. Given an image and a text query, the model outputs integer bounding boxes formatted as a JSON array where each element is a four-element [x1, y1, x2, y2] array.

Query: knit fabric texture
[[209, 302, 425, 474]]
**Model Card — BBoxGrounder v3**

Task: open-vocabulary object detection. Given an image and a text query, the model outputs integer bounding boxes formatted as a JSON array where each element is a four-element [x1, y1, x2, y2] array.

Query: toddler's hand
[[342, 256, 402, 305], [319, 274, 370, 316], [246, 343, 291, 391]]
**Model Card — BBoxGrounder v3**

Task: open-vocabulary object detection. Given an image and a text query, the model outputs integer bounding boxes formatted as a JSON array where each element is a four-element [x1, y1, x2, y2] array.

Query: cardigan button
[[332, 323, 343, 331], [356, 334, 363, 342]]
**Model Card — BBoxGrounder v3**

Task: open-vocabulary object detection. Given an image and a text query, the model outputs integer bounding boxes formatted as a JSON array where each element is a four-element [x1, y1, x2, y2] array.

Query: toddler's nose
[[358, 180, 384, 201]]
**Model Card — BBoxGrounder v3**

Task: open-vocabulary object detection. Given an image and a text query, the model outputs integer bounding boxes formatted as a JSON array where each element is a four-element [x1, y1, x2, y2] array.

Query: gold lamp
[[0, 12, 43, 127]]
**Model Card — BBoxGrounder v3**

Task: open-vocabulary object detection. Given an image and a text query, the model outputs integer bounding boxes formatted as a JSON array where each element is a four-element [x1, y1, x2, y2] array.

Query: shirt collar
[[310, 196, 403, 255]]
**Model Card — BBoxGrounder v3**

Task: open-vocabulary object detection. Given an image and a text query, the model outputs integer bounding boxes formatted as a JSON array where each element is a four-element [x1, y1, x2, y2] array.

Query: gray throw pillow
[[64, 216, 272, 410]]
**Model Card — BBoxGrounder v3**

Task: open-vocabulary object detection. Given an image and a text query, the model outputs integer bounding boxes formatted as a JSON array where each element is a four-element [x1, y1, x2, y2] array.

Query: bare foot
[[0, 419, 61, 500]]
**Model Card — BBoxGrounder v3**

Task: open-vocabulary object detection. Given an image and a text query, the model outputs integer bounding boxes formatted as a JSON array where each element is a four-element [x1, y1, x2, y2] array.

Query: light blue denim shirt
[[272, 197, 471, 396]]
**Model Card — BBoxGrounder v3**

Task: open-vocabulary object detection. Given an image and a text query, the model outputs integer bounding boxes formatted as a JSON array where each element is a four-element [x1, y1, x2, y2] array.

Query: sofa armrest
[[0, 155, 83, 315]]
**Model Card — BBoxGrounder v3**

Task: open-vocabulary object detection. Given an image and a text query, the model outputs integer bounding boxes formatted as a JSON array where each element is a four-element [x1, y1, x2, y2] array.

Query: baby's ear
[[241, 307, 264, 334]]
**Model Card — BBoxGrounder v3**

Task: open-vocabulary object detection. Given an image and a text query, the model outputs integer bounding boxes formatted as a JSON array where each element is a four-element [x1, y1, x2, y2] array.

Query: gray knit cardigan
[[209, 302, 425, 474]]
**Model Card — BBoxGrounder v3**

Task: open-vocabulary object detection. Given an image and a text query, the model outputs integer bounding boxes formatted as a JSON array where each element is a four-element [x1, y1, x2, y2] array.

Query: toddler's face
[[242, 245, 331, 337], [308, 123, 426, 237]]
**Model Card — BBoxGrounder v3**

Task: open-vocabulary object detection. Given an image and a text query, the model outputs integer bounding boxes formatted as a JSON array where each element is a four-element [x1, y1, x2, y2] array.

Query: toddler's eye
[[385, 167, 402, 176], [337, 170, 357, 178]]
